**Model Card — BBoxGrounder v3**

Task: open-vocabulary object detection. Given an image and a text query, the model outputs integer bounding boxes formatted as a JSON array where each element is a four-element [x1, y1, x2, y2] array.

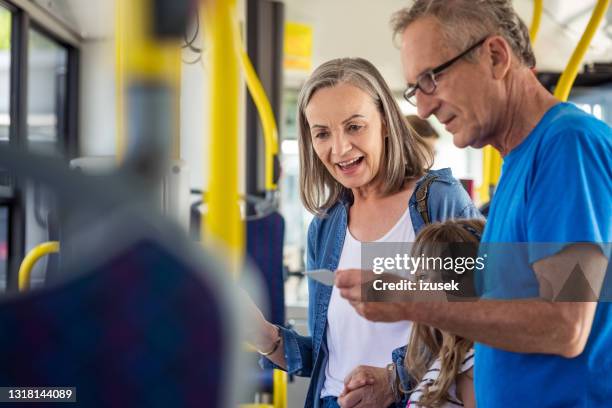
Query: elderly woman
[[250, 58, 480, 408]]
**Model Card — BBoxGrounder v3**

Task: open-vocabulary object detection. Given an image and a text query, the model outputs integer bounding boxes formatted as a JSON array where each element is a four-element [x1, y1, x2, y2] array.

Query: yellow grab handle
[[529, 0, 543, 44], [229, 6, 279, 192], [18, 241, 60, 291], [238, 48, 280, 192], [554, 0, 610, 102]]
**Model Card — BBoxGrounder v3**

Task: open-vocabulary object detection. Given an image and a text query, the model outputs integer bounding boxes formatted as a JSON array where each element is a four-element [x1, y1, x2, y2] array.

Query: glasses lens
[[418, 72, 436, 94]]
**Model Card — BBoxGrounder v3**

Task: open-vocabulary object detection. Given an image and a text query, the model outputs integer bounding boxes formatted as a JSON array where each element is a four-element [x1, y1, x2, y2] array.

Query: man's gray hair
[[391, 0, 536, 68]]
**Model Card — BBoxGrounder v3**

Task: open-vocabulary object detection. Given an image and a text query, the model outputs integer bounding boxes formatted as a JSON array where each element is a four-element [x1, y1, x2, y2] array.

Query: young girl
[[405, 219, 484, 408]]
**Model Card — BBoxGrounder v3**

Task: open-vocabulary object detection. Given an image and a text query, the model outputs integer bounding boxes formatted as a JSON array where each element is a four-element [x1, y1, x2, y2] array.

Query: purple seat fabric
[[246, 211, 285, 326], [0, 240, 227, 407]]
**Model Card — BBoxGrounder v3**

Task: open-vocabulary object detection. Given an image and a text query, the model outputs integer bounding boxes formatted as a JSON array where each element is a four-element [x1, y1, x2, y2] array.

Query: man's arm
[[338, 244, 608, 358], [410, 298, 595, 358]]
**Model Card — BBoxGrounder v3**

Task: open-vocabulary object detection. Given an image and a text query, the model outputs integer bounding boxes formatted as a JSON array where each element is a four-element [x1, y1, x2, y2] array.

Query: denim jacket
[[262, 168, 482, 408]]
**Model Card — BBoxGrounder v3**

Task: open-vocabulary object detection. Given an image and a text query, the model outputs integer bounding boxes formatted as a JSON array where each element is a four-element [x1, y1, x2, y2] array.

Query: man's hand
[[335, 269, 413, 322], [337, 365, 394, 408], [334, 268, 368, 303]]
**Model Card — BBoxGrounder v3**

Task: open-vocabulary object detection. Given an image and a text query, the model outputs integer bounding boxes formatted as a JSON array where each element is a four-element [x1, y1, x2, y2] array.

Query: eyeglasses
[[403, 37, 488, 106]]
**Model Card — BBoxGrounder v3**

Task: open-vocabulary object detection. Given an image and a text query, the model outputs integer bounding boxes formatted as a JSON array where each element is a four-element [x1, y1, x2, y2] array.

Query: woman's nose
[[331, 133, 352, 157]]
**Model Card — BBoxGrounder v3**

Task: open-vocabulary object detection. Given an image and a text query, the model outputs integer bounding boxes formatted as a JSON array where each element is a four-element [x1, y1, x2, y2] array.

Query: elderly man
[[337, 0, 611, 407]]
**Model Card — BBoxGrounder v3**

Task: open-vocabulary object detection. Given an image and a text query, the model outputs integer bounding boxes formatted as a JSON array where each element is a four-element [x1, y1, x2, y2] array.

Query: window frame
[[1, 0, 80, 291]]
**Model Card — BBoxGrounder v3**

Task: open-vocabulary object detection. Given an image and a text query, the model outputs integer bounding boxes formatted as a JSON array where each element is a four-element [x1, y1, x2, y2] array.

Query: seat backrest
[[246, 211, 285, 325], [0, 240, 231, 407]]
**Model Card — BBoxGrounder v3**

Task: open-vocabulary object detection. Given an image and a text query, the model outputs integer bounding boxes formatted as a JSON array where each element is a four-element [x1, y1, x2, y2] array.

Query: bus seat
[[0, 239, 235, 407], [245, 210, 287, 405], [246, 211, 285, 326]]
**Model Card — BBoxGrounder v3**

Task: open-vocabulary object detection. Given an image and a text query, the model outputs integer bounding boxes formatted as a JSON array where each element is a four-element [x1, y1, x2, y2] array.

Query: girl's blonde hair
[[297, 57, 433, 216], [405, 218, 485, 407]]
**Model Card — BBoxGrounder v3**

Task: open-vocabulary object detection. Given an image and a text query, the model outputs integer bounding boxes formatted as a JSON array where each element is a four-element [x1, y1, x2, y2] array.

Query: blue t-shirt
[[475, 103, 612, 407]]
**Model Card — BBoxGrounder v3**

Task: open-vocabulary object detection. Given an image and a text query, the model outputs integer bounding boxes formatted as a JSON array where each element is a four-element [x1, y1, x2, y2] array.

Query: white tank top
[[320, 207, 415, 398]]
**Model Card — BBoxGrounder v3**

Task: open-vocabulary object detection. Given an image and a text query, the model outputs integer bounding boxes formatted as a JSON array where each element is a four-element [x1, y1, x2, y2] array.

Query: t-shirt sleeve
[[526, 128, 612, 263]]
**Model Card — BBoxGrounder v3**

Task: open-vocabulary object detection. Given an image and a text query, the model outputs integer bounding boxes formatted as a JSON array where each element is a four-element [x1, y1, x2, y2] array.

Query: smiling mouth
[[336, 156, 364, 170]]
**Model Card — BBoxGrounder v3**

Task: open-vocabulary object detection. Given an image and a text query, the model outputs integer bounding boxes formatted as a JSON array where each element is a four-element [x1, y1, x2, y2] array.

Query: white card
[[305, 268, 335, 286]]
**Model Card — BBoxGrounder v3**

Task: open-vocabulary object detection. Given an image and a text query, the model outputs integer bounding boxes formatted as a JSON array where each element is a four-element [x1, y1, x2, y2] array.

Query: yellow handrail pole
[[230, 10, 279, 191], [202, 0, 243, 275], [18, 242, 60, 291], [239, 48, 280, 191], [478, 146, 503, 203], [478, 147, 491, 203], [273, 369, 287, 408], [554, 0, 610, 102], [530, 0, 543, 44], [227, 9, 279, 192]]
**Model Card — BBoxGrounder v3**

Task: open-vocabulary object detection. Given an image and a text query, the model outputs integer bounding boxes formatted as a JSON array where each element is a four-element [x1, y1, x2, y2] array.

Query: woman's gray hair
[[297, 57, 432, 217], [391, 0, 536, 68]]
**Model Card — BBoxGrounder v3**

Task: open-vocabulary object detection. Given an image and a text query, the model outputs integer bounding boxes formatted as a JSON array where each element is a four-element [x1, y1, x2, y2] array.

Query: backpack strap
[[415, 175, 438, 225]]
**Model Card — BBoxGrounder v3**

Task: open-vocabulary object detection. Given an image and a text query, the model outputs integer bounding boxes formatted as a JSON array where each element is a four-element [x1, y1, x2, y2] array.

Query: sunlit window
[[569, 84, 612, 126], [0, 6, 11, 291], [27, 28, 67, 155], [0, 6, 10, 143], [593, 104, 603, 120]]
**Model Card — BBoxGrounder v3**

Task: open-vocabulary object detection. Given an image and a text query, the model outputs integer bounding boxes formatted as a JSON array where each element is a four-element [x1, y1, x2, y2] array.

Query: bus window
[[27, 28, 68, 156], [0, 6, 11, 291], [569, 84, 612, 125], [0, 6, 9, 145]]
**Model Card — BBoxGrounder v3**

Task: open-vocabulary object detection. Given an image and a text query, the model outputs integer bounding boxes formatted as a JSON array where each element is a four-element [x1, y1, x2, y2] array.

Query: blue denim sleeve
[[392, 346, 412, 407], [259, 218, 320, 377], [428, 174, 483, 222], [459, 199, 483, 219]]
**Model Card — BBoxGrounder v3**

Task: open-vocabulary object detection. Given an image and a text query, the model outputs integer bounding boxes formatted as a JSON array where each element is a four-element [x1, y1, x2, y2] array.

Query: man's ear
[[486, 36, 512, 79]]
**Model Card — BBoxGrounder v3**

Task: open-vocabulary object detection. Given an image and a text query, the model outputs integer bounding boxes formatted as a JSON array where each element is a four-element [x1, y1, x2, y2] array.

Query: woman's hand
[[337, 365, 395, 408], [239, 287, 288, 369], [239, 287, 278, 351]]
